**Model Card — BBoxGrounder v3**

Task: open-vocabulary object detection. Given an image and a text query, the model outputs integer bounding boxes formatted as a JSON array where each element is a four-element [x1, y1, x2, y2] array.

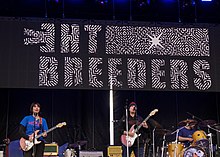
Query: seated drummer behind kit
[[178, 119, 197, 147]]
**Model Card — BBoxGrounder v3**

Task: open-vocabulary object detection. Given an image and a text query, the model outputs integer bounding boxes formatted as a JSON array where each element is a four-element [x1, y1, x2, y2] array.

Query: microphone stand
[[186, 112, 203, 122], [152, 127, 156, 157], [135, 108, 139, 157], [32, 113, 37, 157], [161, 133, 166, 157], [125, 106, 129, 157]]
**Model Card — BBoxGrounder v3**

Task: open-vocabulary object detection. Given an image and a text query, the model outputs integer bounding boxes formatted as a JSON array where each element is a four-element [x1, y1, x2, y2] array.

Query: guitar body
[[121, 125, 138, 147], [20, 137, 41, 151]]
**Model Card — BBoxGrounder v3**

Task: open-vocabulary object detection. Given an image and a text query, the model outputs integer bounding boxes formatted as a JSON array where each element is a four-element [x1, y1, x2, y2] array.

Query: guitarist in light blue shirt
[[19, 102, 48, 157], [119, 102, 150, 157]]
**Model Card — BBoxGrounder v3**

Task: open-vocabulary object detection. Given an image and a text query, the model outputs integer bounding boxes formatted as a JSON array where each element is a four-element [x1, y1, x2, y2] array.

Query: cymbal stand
[[161, 133, 166, 157], [208, 132, 213, 157], [207, 125, 220, 157], [153, 127, 156, 157], [171, 126, 185, 157]]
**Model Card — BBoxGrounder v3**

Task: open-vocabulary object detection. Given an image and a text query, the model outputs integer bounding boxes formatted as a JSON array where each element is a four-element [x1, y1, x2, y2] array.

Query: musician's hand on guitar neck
[[142, 121, 148, 129], [123, 131, 135, 137], [42, 131, 47, 137]]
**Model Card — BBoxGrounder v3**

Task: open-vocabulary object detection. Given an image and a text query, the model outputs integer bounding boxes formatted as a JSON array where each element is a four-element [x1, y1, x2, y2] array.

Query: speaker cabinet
[[43, 143, 58, 156], [79, 151, 103, 157], [107, 146, 122, 157]]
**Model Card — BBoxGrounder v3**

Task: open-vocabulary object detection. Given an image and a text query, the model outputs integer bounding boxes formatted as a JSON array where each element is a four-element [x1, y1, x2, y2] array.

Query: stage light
[[48, 0, 59, 3], [96, 0, 109, 5], [135, 0, 150, 7], [201, 0, 212, 1]]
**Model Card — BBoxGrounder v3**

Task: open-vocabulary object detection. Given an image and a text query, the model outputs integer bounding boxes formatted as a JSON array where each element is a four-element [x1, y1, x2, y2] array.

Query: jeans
[[122, 145, 145, 157]]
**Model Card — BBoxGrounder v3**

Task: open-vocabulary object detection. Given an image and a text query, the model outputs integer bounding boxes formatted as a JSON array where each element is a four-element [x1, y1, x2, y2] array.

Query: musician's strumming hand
[[142, 121, 148, 128], [123, 131, 135, 137], [29, 135, 34, 142]]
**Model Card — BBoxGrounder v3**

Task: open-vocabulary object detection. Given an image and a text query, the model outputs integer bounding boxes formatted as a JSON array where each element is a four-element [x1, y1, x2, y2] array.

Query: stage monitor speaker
[[79, 151, 103, 157], [107, 146, 122, 157], [0, 151, 3, 157], [44, 143, 58, 156]]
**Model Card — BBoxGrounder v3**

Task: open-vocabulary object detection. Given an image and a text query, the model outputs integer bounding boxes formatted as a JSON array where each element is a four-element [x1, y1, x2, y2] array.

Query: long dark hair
[[29, 102, 41, 114]]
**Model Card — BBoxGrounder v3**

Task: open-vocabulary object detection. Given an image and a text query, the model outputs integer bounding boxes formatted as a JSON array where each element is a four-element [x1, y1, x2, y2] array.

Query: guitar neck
[[35, 126, 57, 139], [136, 115, 151, 131]]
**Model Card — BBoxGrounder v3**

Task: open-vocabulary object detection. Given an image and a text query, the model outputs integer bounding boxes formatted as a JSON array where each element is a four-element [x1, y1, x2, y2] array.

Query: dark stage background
[[0, 88, 219, 156], [0, 17, 220, 157]]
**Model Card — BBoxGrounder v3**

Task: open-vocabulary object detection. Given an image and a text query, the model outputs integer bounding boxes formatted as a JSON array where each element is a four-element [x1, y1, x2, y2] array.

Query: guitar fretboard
[[36, 126, 57, 139]]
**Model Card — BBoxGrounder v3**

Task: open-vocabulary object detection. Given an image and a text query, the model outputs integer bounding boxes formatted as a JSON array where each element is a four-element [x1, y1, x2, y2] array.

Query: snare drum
[[192, 130, 209, 148], [64, 148, 76, 157], [183, 146, 206, 157], [168, 142, 184, 157]]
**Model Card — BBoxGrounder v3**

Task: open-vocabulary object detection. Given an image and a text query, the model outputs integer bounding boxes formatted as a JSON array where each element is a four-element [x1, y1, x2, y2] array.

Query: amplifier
[[0, 151, 3, 157], [107, 146, 122, 157], [43, 143, 58, 156], [79, 151, 103, 157]]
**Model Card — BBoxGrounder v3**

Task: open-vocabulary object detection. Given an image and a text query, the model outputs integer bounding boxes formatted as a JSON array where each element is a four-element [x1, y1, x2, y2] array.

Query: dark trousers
[[23, 141, 45, 157], [122, 145, 144, 157]]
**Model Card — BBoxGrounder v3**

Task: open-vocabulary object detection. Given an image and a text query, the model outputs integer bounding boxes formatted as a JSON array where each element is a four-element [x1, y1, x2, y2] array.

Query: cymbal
[[155, 128, 172, 135], [199, 120, 216, 127], [178, 119, 197, 126], [69, 140, 87, 148]]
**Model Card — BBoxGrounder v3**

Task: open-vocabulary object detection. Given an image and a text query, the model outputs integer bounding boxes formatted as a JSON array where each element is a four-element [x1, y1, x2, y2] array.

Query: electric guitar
[[121, 109, 158, 147], [20, 122, 66, 151]]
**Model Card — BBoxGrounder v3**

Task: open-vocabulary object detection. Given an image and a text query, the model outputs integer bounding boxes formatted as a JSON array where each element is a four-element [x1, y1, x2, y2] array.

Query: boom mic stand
[[207, 125, 220, 157], [135, 108, 140, 157], [32, 113, 37, 157]]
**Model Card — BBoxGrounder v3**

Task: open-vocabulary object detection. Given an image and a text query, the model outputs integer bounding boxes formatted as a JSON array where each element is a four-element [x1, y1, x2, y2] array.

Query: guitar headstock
[[56, 122, 67, 128], [149, 109, 158, 116]]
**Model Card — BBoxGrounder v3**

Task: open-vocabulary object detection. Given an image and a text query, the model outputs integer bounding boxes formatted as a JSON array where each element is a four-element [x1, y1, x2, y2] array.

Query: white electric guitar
[[121, 109, 158, 147], [20, 122, 66, 151]]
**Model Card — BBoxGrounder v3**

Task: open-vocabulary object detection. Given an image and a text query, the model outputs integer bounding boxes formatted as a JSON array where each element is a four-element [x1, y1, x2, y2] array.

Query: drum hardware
[[183, 146, 207, 157], [158, 129, 172, 157], [63, 148, 77, 157], [178, 119, 197, 127], [167, 142, 184, 157], [192, 130, 209, 148], [199, 120, 216, 128]]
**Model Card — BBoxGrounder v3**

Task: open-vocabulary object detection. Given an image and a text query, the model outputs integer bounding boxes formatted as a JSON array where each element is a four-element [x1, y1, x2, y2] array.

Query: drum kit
[[63, 140, 87, 157], [159, 119, 220, 157]]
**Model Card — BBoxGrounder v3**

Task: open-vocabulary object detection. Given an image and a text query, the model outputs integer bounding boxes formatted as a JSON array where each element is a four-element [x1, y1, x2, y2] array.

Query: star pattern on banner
[[147, 33, 164, 49]]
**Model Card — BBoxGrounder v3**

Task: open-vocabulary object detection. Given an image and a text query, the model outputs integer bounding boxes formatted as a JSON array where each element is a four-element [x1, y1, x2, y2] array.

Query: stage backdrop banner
[[1, 17, 220, 91]]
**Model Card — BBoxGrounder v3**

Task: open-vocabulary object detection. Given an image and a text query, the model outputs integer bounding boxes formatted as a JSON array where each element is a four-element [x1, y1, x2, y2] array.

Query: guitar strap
[[39, 117, 42, 131]]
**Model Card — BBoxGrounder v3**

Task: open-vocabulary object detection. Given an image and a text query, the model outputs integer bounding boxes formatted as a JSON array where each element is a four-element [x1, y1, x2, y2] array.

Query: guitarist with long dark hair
[[119, 102, 151, 157], [19, 102, 48, 157]]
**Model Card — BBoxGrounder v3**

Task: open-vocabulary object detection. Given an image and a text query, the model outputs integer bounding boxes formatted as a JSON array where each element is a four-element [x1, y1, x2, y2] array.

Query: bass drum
[[183, 146, 206, 157], [64, 148, 76, 157], [168, 142, 184, 157]]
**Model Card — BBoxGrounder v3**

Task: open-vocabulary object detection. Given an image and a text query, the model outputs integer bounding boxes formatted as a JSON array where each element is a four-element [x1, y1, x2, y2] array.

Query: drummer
[[177, 119, 197, 147]]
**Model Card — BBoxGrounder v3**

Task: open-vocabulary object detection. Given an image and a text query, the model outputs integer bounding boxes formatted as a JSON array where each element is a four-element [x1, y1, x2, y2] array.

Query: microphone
[[187, 112, 195, 119]]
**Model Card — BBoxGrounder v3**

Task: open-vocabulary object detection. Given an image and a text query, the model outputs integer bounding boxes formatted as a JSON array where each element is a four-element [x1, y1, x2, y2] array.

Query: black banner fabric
[[1, 17, 220, 91]]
